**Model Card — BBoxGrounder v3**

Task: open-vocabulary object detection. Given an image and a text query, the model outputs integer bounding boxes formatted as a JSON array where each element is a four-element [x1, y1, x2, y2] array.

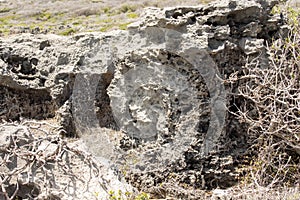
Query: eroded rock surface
[[0, 0, 287, 199]]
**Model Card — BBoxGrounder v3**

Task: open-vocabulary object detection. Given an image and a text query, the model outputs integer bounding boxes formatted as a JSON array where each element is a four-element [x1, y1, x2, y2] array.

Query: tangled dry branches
[[0, 120, 103, 199], [229, 8, 300, 188]]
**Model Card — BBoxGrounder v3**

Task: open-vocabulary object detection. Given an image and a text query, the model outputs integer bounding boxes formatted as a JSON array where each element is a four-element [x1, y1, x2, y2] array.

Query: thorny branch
[[228, 17, 300, 187], [0, 120, 104, 199]]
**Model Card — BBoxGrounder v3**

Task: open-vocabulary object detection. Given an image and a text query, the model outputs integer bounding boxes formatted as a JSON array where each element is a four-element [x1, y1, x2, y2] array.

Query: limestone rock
[[0, 0, 288, 199], [239, 38, 265, 55]]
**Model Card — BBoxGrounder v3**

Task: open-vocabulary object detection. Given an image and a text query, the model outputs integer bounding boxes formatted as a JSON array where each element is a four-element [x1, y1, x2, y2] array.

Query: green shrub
[[127, 12, 139, 19], [119, 4, 137, 13], [0, 7, 11, 13], [59, 28, 76, 35], [119, 22, 131, 30]]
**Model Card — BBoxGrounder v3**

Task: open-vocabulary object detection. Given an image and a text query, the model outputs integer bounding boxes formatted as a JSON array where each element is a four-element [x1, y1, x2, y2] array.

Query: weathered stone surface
[[239, 38, 265, 55], [0, 0, 287, 199]]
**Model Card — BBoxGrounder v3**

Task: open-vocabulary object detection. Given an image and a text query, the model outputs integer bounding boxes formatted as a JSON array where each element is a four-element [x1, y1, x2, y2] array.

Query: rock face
[[0, 0, 285, 199]]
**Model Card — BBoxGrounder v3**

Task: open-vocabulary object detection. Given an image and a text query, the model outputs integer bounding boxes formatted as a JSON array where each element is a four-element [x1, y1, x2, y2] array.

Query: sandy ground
[[0, 0, 212, 36]]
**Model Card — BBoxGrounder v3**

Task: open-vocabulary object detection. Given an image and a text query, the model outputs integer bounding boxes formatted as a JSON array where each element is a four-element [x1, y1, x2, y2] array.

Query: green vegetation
[[103, 5, 138, 17], [58, 27, 76, 35], [91, 0, 103, 2], [106, 190, 150, 200], [0, 1, 143, 35], [108, 190, 128, 200], [34, 11, 52, 21], [98, 18, 134, 32], [0, 15, 17, 36], [103, 7, 111, 14], [119, 4, 137, 13], [119, 22, 131, 30], [99, 18, 115, 32], [134, 192, 150, 200], [0, 15, 17, 24], [271, 3, 300, 27], [0, 28, 9, 36], [0, 0, 215, 36], [100, 24, 115, 32], [99, 18, 113, 24], [287, 7, 300, 27], [127, 12, 139, 19], [0, 7, 11, 13]]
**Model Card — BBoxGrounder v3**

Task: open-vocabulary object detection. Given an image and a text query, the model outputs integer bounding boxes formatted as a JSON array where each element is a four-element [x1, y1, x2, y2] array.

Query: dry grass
[[0, 0, 212, 36], [0, 120, 103, 199]]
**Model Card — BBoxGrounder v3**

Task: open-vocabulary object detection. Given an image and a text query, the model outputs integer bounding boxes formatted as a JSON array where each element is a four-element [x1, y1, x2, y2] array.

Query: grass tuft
[[0, 7, 12, 13], [59, 28, 76, 36]]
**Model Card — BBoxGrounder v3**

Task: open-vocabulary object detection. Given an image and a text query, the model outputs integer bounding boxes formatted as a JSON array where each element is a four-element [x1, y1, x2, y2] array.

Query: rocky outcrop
[[0, 123, 132, 199], [0, 0, 287, 199]]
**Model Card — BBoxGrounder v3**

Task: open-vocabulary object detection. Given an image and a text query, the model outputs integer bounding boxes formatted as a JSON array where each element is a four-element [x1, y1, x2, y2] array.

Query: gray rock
[[0, 0, 288, 199], [239, 38, 265, 55]]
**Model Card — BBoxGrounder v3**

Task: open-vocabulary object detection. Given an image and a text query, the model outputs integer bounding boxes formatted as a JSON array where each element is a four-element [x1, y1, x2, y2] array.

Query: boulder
[[0, 0, 287, 199]]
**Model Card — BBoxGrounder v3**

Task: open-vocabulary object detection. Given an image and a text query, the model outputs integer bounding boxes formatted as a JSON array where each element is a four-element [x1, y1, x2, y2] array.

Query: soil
[[0, 0, 212, 36]]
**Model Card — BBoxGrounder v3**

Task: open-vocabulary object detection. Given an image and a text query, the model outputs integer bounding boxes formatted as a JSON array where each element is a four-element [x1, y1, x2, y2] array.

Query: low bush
[[230, 4, 300, 188]]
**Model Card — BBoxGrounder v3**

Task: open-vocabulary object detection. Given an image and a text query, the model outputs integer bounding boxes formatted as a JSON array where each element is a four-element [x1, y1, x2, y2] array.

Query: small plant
[[108, 190, 132, 200], [0, 27, 10, 36], [127, 13, 139, 19], [0, 7, 11, 13], [134, 192, 150, 200], [100, 24, 115, 32], [287, 7, 300, 27], [119, 22, 131, 30], [108, 190, 121, 200], [34, 11, 52, 21], [119, 4, 137, 13], [107, 190, 150, 200], [59, 28, 76, 36], [0, 15, 17, 24], [103, 7, 111, 14]]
